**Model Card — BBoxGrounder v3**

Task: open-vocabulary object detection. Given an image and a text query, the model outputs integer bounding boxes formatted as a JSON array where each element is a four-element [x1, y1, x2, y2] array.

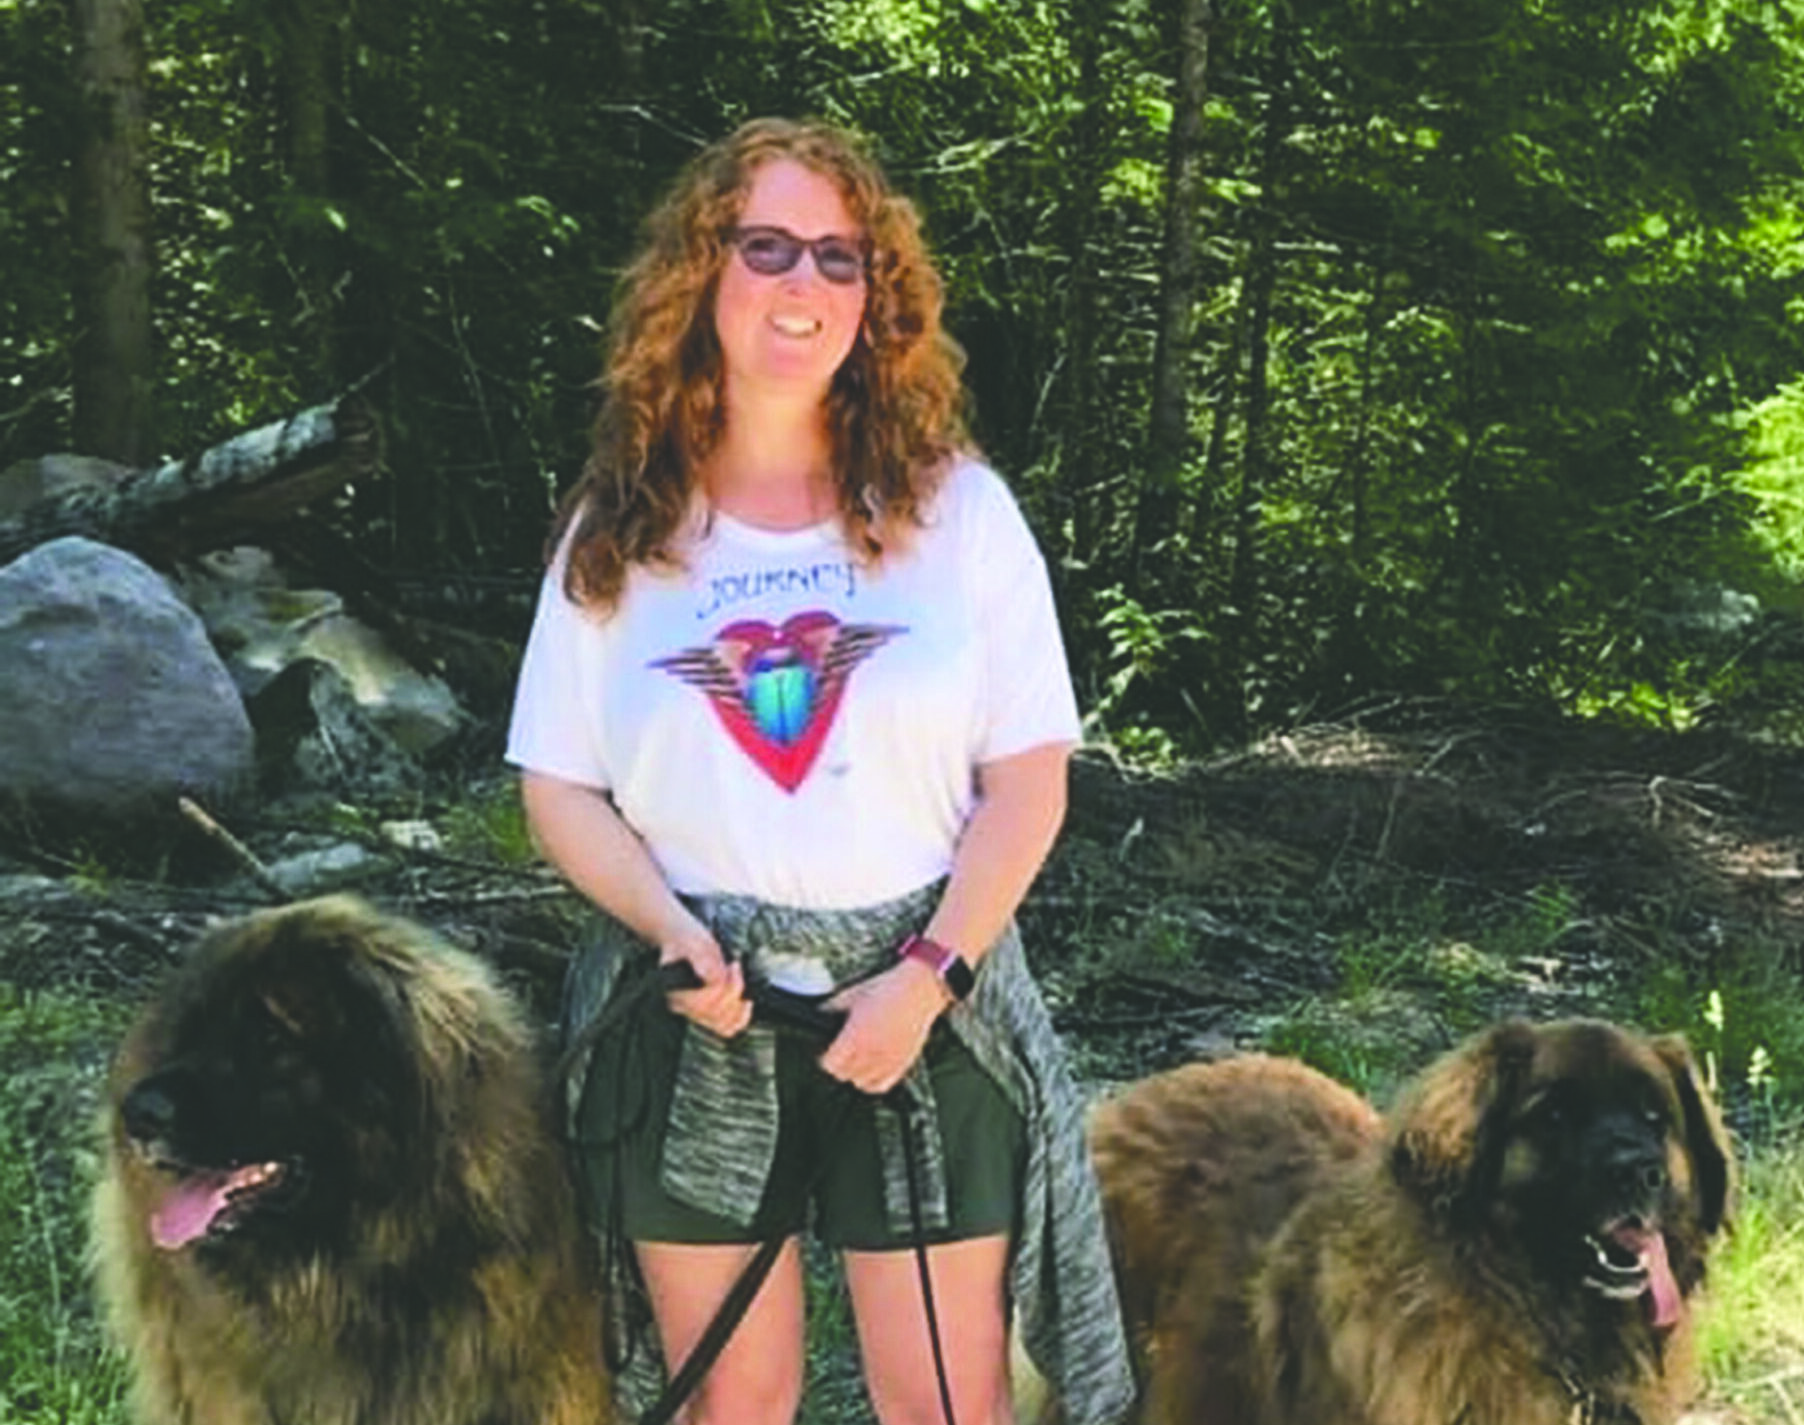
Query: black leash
[[894, 1067, 959, 1425], [562, 959, 958, 1425]]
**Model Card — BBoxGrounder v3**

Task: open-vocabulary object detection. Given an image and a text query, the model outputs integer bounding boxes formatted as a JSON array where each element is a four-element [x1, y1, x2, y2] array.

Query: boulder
[[247, 657, 429, 795], [177, 546, 466, 755], [0, 537, 254, 830]]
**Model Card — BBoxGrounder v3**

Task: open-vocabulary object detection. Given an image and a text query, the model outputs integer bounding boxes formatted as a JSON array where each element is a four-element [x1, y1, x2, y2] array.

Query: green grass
[[1639, 937, 1804, 1131], [1696, 1130, 1804, 1422], [1261, 994, 1428, 1100], [800, 1239, 874, 1425], [1259, 887, 1548, 1101], [439, 779, 538, 866], [0, 986, 132, 1424]]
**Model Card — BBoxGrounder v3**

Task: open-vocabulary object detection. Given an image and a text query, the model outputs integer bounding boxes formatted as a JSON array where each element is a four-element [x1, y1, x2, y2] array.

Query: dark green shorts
[[576, 999, 1024, 1251]]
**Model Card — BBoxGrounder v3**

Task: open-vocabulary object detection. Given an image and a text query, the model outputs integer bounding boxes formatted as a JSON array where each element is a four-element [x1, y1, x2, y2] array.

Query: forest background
[[13, 0, 1804, 755]]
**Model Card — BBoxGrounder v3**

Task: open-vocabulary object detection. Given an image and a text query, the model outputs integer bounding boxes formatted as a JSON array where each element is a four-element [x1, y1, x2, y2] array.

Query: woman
[[508, 117, 1131, 1425]]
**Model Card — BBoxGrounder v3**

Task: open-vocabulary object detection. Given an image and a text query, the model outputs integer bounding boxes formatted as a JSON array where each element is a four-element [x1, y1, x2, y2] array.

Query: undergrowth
[[439, 777, 537, 866], [1698, 1129, 1804, 1419], [0, 986, 131, 1424], [1261, 879, 1595, 1101]]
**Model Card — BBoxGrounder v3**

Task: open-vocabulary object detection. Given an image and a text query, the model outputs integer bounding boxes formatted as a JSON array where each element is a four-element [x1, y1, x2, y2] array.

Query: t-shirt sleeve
[[504, 565, 612, 790], [966, 466, 1083, 764]]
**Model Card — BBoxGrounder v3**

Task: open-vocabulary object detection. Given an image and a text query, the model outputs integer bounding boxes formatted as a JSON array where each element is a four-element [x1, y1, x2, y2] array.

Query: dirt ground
[[1031, 705, 1804, 1088], [7, 698, 1803, 1097], [5, 700, 1801, 1423]]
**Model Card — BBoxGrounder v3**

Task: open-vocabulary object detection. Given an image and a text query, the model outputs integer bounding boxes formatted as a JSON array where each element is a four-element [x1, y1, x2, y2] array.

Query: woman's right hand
[[659, 920, 752, 1038], [517, 773, 752, 1039]]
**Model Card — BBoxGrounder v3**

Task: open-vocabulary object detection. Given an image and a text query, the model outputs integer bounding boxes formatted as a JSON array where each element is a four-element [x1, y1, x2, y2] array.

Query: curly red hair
[[552, 117, 971, 612]]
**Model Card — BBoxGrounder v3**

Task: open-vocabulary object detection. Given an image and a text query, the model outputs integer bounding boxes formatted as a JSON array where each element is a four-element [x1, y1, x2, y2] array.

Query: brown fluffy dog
[[91, 896, 612, 1425], [1086, 1020, 1733, 1425]]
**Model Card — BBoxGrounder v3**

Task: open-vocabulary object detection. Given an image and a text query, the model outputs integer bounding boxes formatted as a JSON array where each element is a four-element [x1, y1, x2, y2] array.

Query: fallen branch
[[405, 885, 576, 909], [0, 392, 380, 565], [179, 797, 288, 903]]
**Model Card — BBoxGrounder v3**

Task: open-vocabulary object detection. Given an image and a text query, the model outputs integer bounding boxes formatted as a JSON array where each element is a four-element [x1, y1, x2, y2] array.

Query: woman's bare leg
[[635, 1237, 807, 1425], [845, 1235, 1015, 1425]]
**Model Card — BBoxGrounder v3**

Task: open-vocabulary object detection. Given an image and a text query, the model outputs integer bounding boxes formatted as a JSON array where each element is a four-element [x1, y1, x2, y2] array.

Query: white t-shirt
[[506, 458, 1081, 909]]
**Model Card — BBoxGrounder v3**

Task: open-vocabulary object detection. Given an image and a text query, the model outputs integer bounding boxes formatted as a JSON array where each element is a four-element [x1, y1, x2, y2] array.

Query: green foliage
[[441, 781, 536, 866], [1482, 880, 1584, 962], [0, 0, 76, 461], [1639, 938, 1804, 1127], [1261, 883, 1540, 1099], [798, 1240, 870, 1425], [1326, 879, 1562, 1015], [1083, 587, 1215, 759], [0, 987, 132, 1424], [1695, 1134, 1804, 1400], [1261, 1004, 1420, 1101], [7, 0, 1804, 742], [1740, 377, 1804, 583]]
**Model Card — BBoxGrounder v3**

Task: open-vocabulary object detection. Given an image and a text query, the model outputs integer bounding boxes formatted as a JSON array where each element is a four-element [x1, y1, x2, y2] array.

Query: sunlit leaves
[[1739, 380, 1804, 581]]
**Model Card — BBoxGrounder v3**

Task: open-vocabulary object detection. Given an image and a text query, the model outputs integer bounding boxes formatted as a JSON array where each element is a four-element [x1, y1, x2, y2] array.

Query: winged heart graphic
[[651, 612, 905, 792]]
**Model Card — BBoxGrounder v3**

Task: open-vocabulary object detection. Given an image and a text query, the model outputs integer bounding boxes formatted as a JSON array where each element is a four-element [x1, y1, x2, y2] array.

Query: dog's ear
[[1648, 1033, 1734, 1237], [1391, 1021, 1537, 1221]]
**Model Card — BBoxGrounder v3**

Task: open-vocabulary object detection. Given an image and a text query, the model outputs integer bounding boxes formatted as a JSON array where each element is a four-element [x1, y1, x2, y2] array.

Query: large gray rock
[[0, 537, 254, 828], [176, 546, 466, 754]]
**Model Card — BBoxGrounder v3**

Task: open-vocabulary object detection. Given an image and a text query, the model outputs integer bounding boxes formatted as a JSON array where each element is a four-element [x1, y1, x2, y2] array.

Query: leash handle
[[656, 959, 851, 1042], [654, 959, 704, 992]]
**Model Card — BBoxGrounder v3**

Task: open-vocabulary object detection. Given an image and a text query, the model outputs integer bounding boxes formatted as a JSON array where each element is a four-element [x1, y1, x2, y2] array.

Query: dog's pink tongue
[[150, 1173, 235, 1249], [1614, 1224, 1681, 1330]]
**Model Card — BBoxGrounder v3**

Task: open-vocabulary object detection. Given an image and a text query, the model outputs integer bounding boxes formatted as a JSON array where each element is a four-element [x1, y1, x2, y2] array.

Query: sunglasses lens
[[815, 240, 866, 285], [737, 230, 802, 276], [732, 227, 865, 284]]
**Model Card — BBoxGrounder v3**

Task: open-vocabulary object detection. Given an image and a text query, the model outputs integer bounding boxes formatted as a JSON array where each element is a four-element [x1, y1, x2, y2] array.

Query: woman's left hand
[[819, 959, 952, 1096]]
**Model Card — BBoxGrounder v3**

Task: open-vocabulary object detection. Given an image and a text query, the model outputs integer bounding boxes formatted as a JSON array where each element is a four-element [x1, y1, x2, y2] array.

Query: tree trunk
[[1226, 24, 1292, 728], [1132, 0, 1213, 588], [274, 0, 341, 385], [67, 0, 154, 465], [1319, 261, 1390, 694], [0, 394, 380, 565], [1230, 225, 1278, 644], [1062, 0, 1109, 576], [1449, 282, 1485, 617]]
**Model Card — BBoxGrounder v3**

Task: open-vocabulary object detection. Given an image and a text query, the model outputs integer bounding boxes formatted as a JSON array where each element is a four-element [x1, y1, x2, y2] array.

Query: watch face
[[942, 955, 975, 1000]]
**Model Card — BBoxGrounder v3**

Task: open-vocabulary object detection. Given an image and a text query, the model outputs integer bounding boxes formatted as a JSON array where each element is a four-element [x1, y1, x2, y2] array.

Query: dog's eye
[[1523, 1089, 1571, 1133]]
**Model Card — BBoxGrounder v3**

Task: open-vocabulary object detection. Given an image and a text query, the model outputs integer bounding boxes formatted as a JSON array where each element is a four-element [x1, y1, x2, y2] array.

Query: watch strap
[[897, 933, 975, 1001]]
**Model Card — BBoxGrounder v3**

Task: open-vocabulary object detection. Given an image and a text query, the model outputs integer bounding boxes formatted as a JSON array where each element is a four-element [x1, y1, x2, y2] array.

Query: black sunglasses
[[729, 225, 868, 285]]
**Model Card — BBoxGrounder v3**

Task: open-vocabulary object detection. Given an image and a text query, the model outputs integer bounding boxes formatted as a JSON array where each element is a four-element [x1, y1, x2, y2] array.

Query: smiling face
[[1391, 1019, 1732, 1333], [109, 911, 430, 1272], [712, 157, 867, 409], [1498, 1038, 1690, 1319]]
